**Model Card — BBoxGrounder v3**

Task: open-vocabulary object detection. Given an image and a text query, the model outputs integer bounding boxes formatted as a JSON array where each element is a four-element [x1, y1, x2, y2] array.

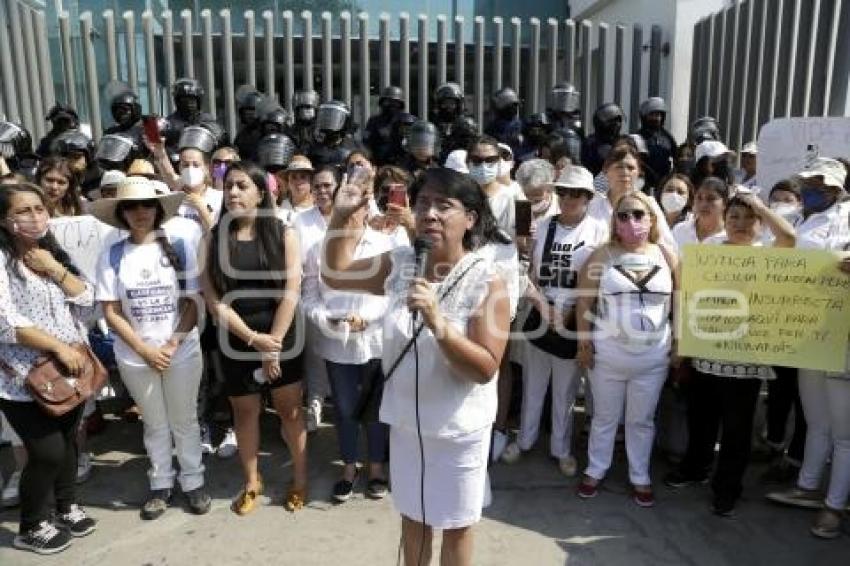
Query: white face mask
[[770, 202, 801, 219], [181, 165, 206, 188], [498, 159, 514, 178], [468, 162, 500, 186], [660, 192, 688, 214]]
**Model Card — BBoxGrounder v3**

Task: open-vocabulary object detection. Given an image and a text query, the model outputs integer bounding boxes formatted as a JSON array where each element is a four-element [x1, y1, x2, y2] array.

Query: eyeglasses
[[616, 209, 647, 222], [122, 199, 159, 210], [554, 187, 588, 198], [468, 155, 500, 166]]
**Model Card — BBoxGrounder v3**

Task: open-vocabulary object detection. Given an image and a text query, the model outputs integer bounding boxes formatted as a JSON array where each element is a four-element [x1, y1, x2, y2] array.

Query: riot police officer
[[547, 82, 583, 137], [95, 132, 141, 173], [257, 132, 298, 173], [399, 120, 440, 176], [388, 112, 418, 166], [0, 121, 38, 179], [307, 100, 357, 168], [484, 87, 523, 156], [689, 116, 721, 146], [430, 82, 464, 141], [52, 129, 101, 193], [581, 102, 624, 175], [233, 86, 265, 161], [105, 86, 142, 134], [291, 90, 320, 151], [441, 115, 478, 163], [636, 97, 677, 190], [163, 78, 217, 161], [516, 112, 553, 163], [36, 103, 80, 157], [364, 85, 405, 166]]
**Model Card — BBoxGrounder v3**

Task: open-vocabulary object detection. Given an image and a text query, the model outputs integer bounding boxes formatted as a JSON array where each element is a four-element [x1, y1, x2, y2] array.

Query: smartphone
[[142, 115, 161, 144], [387, 184, 407, 207], [515, 200, 532, 237]]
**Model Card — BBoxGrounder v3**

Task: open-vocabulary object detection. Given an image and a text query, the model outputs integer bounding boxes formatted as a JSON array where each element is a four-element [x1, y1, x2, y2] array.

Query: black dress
[[219, 236, 303, 397]]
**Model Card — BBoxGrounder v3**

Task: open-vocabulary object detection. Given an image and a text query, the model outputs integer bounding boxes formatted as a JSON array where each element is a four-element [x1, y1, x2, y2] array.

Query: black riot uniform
[[636, 97, 677, 190], [516, 112, 553, 164], [0, 121, 39, 179], [441, 115, 478, 163], [95, 132, 141, 173], [291, 90, 320, 152], [546, 82, 584, 138], [163, 78, 217, 161], [388, 112, 418, 167], [307, 100, 358, 169], [581, 103, 624, 175], [430, 82, 464, 142], [52, 129, 101, 194], [399, 120, 441, 177], [363, 86, 405, 166], [484, 87, 523, 156], [233, 86, 266, 161], [36, 103, 80, 158]]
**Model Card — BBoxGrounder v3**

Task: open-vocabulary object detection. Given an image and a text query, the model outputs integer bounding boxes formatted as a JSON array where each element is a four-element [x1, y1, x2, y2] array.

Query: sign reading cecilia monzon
[[679, 244, 850, 372]]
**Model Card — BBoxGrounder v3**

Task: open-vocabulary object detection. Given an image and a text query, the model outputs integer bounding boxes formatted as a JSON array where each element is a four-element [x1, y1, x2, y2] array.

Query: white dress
[[381, 247, 496, 529]]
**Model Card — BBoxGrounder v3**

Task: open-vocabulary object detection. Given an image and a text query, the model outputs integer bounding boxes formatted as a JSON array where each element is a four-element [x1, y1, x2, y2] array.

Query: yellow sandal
[[232, 477, 264, 516], [284, 483, 307, 512]]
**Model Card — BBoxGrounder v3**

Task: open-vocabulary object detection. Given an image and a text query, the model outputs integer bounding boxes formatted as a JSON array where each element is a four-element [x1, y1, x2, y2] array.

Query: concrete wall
[[572, 0, 729, 140]]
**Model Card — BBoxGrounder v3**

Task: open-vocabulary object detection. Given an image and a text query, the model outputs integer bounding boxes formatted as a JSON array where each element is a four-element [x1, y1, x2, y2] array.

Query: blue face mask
[[801, 186, 835, 214]]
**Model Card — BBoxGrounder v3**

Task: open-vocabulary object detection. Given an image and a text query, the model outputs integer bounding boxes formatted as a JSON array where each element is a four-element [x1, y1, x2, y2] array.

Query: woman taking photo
[[575, 191, 678, 507], [35, 157, 84, 217], [0, 182, 96, 554], [324, 168, 510, 566], [201, 161, 306, 514], [92, 176, 210, 521]]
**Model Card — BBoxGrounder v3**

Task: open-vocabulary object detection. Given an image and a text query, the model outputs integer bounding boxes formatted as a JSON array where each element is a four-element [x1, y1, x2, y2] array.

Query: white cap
[[99, 169, 126, 188], [496, 142, 514, 160], [797, 157, 847, 190], [444, 149, 468, 173], [695, 140, 733, 162], [551, 165, 594, 193], [741, 141, 758, 155]]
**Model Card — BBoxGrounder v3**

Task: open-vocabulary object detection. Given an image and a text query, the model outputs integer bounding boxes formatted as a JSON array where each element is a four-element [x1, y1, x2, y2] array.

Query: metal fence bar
[[802, 0, 820, 116], [0, 1, 19, 122], [201, 9, 215, 117], [142, 11, 158, 114], [529, 18, 541, 114], [245, 11, 256, 87], [737, 0, 755, 149], [509, 18, 521, 94], [629, 24, 643, 132], [768, 0, 784, 118], [418, 14, 429, 117], [221, 9, 236, 136], [648, 24, 662, 96], [399, 13, 410, 110], [693, 18, 707, 118], [597, 22, 608, 108], [104, 10, 118, 82], [302, 11, 314, 93], [34, 10, 55, 116], [282, 11, 294, 110], [581, 20, 592, 130], [80, 12, 101, 140], [436, 15, 447, 86], [564, 19, 575, 85], [123, 11, 139, 94], [822, 0, 841, 115], [615, 24, 625, 108], [751, 0, 768, 136], [263, 10, 275, 99], [711, 10, 726, 120], [702, 14, 716, 117], [473, 16, 484, 128], [454, 16, 465, 90], [784, 0, 801, 117], [21, 5, 43, 140], [359, 12, 370, 123], [546, 18, 558, 101], [322, 11, 333, 100], [58, 11, 76, 109], [181, 9, 194, 78], [340, 12, 351, 108], [8, 0, 32, 134], [163, 10, 176, 111], [490, 18, 503, 91], [379, 13, 391, 91]]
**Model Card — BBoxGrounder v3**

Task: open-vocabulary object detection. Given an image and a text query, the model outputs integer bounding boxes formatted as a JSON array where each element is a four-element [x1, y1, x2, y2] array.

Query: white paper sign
[[48, 215, 121, 283], [758, 117, 850, 193]]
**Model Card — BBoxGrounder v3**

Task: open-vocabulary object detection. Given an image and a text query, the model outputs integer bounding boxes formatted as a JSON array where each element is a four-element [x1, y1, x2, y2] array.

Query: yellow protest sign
[[678, 244, 850, 372]]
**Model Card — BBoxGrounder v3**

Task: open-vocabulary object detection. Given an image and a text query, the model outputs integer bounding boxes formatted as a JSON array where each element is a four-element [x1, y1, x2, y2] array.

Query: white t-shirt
[[671, 217, 726, 253], [531, 214, 609, 307], [293, 206, 329, 266], [177, 186, 223, 228], [96, 234, 201, 368]]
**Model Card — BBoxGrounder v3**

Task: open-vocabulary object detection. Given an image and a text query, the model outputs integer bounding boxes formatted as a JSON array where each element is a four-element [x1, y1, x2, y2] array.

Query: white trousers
[[518, 345, 580, 459], [118, 351, 205, 492], [797, 371, 850, 510], [304, 320, 330, 404], [585, 349, 668, 485]]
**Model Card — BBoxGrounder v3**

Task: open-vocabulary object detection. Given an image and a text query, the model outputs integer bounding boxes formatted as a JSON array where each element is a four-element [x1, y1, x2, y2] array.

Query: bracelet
[[247, 332, 257, 347]]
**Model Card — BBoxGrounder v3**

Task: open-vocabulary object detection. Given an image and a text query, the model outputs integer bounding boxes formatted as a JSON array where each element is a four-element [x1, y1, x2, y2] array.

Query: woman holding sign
[[667, 192, 794, 517]]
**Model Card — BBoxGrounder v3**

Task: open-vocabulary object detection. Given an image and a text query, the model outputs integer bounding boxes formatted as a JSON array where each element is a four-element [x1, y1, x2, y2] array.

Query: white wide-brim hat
[[550, 165, 595, 194], [89, 176, 185, 228]]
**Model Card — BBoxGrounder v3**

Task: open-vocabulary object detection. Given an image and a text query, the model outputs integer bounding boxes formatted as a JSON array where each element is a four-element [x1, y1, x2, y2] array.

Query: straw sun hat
[[89, 176, 185, 228]]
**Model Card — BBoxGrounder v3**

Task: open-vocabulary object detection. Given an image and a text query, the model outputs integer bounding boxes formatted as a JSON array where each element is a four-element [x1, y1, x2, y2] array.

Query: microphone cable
[[414, 318, 426, 566]]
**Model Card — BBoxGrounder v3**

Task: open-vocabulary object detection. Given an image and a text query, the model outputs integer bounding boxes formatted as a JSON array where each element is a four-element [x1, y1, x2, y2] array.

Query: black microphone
[[411, 237, 433, 321]]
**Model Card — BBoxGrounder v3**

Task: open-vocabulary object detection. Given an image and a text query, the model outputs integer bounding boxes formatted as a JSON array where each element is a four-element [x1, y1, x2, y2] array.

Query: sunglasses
[[555, 187, 588, 198], [122, 199, 159, 210], [616, 209, 647, 222], [468, 155, 500, 166], [212, 158, 234, 167]]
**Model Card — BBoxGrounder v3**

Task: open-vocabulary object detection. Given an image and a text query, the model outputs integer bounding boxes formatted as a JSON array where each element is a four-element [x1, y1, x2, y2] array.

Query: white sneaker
[[200, 425, 214, 455], [558, 455, 578, 478], [2, 470, 21, 507], [491, 429, 508, 463], [501, 441, 522, 464], [76, 452, 92, 484], [216, 428, 238, 459], [305, 399, 322, 433]]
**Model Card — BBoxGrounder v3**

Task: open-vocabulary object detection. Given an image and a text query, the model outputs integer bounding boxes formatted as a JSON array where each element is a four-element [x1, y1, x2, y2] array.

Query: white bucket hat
[[89, 176, 185, 228], [797, 157, 847, 190], [550, 165, 594, 194]]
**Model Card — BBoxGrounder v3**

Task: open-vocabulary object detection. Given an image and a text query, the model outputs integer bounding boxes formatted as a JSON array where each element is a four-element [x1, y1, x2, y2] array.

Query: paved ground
[[0, 409, 847, 565]]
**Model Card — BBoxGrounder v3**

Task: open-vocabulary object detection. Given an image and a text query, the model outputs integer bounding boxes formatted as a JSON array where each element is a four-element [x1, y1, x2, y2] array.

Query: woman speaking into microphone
[[323, 168, 509, 566]]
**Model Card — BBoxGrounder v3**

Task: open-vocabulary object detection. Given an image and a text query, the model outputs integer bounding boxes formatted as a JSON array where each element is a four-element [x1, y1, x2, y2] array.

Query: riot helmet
[[51, 129, 94, 162], [293, 90, 320, 124], [406, 120, 440, 161], [452, 115, 479, 150], [178, 125, 218, 155], [522, 113, 553, 146], [491, 87, 520, 119], [316, 100, 352, 134], [639, 97, 666, 130], [378, 86, 405, 115], [592, 103, 624, 139], [0, 121, 33, 159], [110, 91, 142, 128], [262, 107, 292, 135], [434, 82, 464, 122], [45, 103, 79, 133], [173, 78, 204, 116], [256, 133, 297, 171], [690, 116, 721, 145], [95, 132, 139, 170], [548, 82, 581, 114], [236, 85, 264, 126]]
